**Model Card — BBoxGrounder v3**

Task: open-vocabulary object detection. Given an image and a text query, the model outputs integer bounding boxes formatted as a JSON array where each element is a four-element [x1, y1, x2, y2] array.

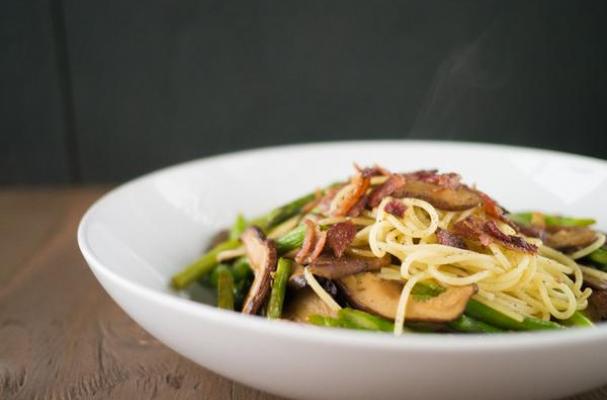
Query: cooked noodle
[[364, 197, 588, 335]]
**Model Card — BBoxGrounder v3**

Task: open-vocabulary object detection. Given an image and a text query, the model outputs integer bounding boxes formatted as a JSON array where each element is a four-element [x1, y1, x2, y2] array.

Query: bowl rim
[[78, 139, 607, 352]]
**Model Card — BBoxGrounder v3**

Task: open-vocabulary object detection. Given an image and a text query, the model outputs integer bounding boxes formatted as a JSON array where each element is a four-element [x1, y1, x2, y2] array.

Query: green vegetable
[[232, 257, 253, 282], [338, 308, 395, 332], [588, 247, 607, 269], [447, 315, 502, 333], [562, 311, 594, 328], [229, 214, 247, 241], [267, 258, 292, 319], [208, 263, 231, 287], [465, 299, 563, 331], [411, 281, 446, 301], [217, 268, 235, 310], [171, 239, 241, 289], [250, 192, 316, 232], [544, 215, 595, 227], [275, 224, 307, 254], [308, 315, 344, 328], [510, 212, 595, 227]]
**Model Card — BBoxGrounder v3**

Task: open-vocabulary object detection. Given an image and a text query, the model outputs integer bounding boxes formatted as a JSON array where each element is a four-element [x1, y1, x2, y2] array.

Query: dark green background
[[2, 1, 606, 184]]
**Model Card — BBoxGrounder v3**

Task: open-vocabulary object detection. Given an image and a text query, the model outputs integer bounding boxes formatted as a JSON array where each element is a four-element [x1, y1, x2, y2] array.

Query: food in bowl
[[171, 164, 607, 335]]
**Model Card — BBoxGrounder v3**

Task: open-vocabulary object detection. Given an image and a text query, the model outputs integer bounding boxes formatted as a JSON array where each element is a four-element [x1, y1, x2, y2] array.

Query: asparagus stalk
[[275, 224, 307, 254], [338, 308, 395, 332], [562, 311, 594, 328], [267, 258, 292, 319], [172, 192, 314, 290], [171, 239, 240, 289], [250, 192, 316, 232], [448, 315, 502, 333], [217, 268, 235, 310], [588, 247, 607, 270], [510, 212, 595, 227], [229, 213, 247, 240], [308, 315, 344, 328], [465, 299, 563, 331]]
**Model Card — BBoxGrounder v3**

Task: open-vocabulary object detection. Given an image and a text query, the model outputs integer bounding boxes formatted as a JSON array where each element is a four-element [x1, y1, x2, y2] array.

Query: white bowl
[[78, 141, 607, 400]]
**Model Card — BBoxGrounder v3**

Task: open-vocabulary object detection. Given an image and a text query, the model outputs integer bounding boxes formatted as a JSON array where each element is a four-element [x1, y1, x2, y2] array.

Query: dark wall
[[2, 1, 606, 184]]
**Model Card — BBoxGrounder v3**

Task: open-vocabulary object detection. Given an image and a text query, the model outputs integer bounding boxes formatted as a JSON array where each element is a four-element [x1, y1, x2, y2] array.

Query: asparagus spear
[[448, 315, 502, 333], [588, 247, 607, 270], [250, 192, 316, 232], [172, 193, 314, 290], [338, 308, 395, 332], [171, 239, 240, 289], [267, 258, 292, 319], [275, 224, 307, 254], [562, 311, 594, 328], [510, 212, 595, 227], [308, 315, 344, 328], [229, 213, 247, 240], [217, 268, 235, 310], [465, 299, 563, 331]]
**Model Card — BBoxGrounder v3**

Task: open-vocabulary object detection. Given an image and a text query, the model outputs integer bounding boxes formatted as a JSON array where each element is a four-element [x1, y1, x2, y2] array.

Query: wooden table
[[0, 188, 605, 400]]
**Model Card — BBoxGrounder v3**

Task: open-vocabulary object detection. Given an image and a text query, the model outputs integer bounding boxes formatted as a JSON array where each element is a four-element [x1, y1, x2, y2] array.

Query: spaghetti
[[360, 197, 590, 335]]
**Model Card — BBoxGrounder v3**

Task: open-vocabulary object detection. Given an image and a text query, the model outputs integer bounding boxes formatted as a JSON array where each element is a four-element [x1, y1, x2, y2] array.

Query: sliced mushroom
[[309, 254, 391, 280], [283, 287, 338, 322], [240, 227, 278, 315], [393, 180, 481, 211], [337, 272, 477, 323], [544, 227, 597, 252], [288, 262, 307, 289], [288, 254, 391, 288]]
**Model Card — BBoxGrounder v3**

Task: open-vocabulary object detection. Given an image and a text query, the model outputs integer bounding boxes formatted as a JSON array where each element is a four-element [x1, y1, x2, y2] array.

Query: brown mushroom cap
[[544, 227, 597, 252], [288, 254, 391, 288], [240, 227, 278, 315], [337, 272, 477, 323], [393, 180, 481, 211], [283, 287, 338, 322]]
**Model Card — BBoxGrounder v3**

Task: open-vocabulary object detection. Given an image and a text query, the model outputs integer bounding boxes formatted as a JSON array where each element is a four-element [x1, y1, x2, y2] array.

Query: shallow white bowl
[[78, 141, 607, 400]]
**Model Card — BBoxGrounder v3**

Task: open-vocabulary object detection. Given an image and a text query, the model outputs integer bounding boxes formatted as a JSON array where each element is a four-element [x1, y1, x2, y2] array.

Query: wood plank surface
[[0, 188, 605, 399]]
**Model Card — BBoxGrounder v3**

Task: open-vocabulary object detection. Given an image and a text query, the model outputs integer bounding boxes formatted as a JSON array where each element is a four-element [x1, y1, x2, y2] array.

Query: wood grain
[[0, 188, 605, 399], [0, 188, 282, 400]]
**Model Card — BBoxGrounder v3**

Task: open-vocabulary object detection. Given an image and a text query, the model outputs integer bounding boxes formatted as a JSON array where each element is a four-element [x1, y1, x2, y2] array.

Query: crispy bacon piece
[[295, 219, 327, 264], [483, 220, 537, 253], [355, 164, 391, 178], [385, 199, 406, 218], [436, 228, 467, 249], [347, 195, 368, 217], [326, 221, 357, 258], [316, 186, 341, 215], [403, 170, 462, 189], [453, 216, 537, 254], [368, 174, 407, 207], [309, 230, 327, 262], [332, 172, 371, 217], [295, 219, 317, 264]]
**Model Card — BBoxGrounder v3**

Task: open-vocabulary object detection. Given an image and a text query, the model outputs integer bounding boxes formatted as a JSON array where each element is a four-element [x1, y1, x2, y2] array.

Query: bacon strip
[[295, 219, 327, 264], [332, 172, 371, 217], [403, 170, 462, 189], [309, 230, 327, 262], [326, 221, 357, 258], [295, 219, 317, 264], [436, 228, 467, 249], [385, 199, 406, 218], [347, 195, 368, 217], [368, 174, 406, 207], [453, 216, 537, 254]]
